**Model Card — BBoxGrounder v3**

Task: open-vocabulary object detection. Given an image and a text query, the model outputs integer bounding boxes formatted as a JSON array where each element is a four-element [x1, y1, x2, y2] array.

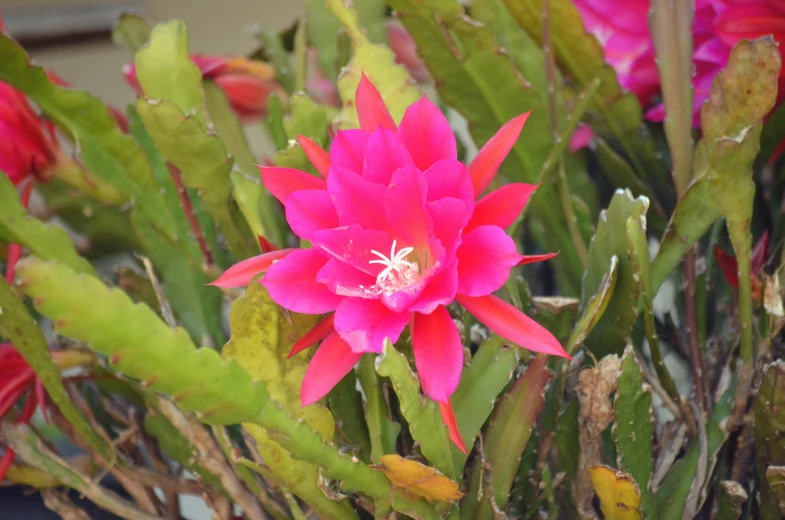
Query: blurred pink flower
[[386, 19, 430, 83], [306, 49, 340, 107], [572, 0, 785, 126], [124, 55, 286, 122], [213, 75, 568, 452]]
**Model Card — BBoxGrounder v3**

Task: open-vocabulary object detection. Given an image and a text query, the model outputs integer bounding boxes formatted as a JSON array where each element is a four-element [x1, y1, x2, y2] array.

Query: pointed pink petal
[[285, 189, 339, 240], [397, 96, 457, 171], [517, 252, 558, 266], [384, 165, 432, 245], [297, 135, 330, 178], [289, 314, 335, 358], [209, 250, 295, 287], [439, 400, 467, 454], [0, 448, 15, 484], [465, 183, 537, 234], [260, 166, 326, 204], [362, 127, 413, 185], [316, 258, 378, 298], [468, 111, 530, 198], [423, 159, 474, 210], [408, 262, 459, 314], [456, 226, 520, 296], [330, 130, 370, 174], [412, 306, 463, 402], [751, 230, 770, 274], [258, 235, 278, 253], [328, 166, 389, 231], [312, 225, 392, 277], [262, 249, 343, 314], [456, 294, 569, 357], [427, 198, 470, 260], [301, 332, 363, 406], [334, 297, 410, 353], [356, 73, 397, 133]]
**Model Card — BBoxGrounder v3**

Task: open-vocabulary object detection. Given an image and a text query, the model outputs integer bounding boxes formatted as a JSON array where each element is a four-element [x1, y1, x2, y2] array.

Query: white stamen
[[368, 239, 417, 285]]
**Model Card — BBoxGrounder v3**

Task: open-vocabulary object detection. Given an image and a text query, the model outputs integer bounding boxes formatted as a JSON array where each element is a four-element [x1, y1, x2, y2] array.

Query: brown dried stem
[[167, 163, 215, 270], [41, 489, 92, 520], [683, 247, 707, 412]]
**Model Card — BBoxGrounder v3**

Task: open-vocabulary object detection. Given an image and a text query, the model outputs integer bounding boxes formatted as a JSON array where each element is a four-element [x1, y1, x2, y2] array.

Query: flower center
[[368, 240, 421, 296]]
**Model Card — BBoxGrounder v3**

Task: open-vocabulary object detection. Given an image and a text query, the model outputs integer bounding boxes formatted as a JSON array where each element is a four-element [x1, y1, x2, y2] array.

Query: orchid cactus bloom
[[124, 55, 286, 122], [213, 75, 568, 451]]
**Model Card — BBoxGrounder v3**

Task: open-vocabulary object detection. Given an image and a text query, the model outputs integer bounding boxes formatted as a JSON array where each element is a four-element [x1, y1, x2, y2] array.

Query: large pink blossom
[[572, 0, 785, 125], [213, 75, 568, 451]]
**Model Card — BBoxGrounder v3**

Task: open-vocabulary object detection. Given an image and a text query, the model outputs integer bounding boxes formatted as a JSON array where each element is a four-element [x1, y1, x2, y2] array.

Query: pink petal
[[465, 183, 537, 234], [468, 111, 530, 197], [362, 127, 414, 185], [384, 165, 432, 245], [289, 314, 335, 358], [517, 252, 558, 266], [411, 306, 463, 402], [334, 297, 410, 353], [439, 400, 467, 454], [260, 166, 326, 204], [408, 261, 459, 314], [312, 225, 391, 277], [569, 124, 594, 153], [427, 198, 469, 260], [257, 235, 278, 253], [456, 294, 569, 357], [380, 239, 446, 313], [262, 248, 343, 314], [396, 96, 457, 171], [355, 73, 397, 133], [209, 250, 295, 287], [328, 166, 389, 231], [456, 225, 520, 296], [285, 189, 339, 240], [330, 130, 370, 174], [301, 332, 363, 406], [316, 258, 378, 298], [297, 135, 330, 178], [423, 159, 475, 210]]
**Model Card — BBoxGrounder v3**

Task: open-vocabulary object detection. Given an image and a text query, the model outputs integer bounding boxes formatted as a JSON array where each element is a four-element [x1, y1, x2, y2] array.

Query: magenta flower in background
[[124, 55, 286, 122], [213, 75, 568, 452], [572, 0, 785, 126]]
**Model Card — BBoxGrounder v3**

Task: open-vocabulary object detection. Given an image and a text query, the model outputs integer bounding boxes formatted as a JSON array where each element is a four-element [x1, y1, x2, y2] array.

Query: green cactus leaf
[[222, 280, 359, 520], [135, 98, 256, 260], [532, 297, 580, 343], [327, 0, 420, 128], [135, 20, 206, 125], [0, 35, 178, 238], [143, 412, 224, 492], [305, 0, 388, 82], [450, 334, 521, 470], [111, 13, 152, 52], [358, 355, 401, 462], [766, 468, 785, 518], [0, 277, 113, 463], [500, 0, 668, 189], [554, 398, 581, 501], [566, 252, 618, 355], [375, 341, 453, 476], [755, 362, 785, 519], [327, 369, 372, 462], [127, 107, 226, 346], [716, 481, 748, 520], [388, 0, 584, 293], [202, 78, 284, 247], [0, 175, 95, 277], [16, 257, 267, 425], [656, 374, 737, 519], [613, 346, 655, 518], [275, 93, 331, 176], [581, 190, 649, 357], [465, 354, 552, 519]]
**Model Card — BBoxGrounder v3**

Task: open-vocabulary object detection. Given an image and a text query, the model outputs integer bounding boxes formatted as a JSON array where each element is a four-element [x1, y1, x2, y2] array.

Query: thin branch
[[683, 247, 707, 411], [1, 423, 163, 520], [167, 163, 215, 270], [140, 255, 177, 329], [156, 398, 268, 520], [41, 489, 92, 520], [132, 408, 182, 520]]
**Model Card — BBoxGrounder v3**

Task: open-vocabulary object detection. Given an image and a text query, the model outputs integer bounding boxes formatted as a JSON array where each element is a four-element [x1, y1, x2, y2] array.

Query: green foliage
[[755, 362, 785, 519]]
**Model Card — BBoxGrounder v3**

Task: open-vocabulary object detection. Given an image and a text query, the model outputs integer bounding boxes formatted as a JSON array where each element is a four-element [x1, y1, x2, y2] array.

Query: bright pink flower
[[572, 0, 785, 127], [124, 55, 286, 122], [386, 19, 430, 83], [214, 75, 568, 452], [0, 82, 60, 187], [0, 343, 46, 483]]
